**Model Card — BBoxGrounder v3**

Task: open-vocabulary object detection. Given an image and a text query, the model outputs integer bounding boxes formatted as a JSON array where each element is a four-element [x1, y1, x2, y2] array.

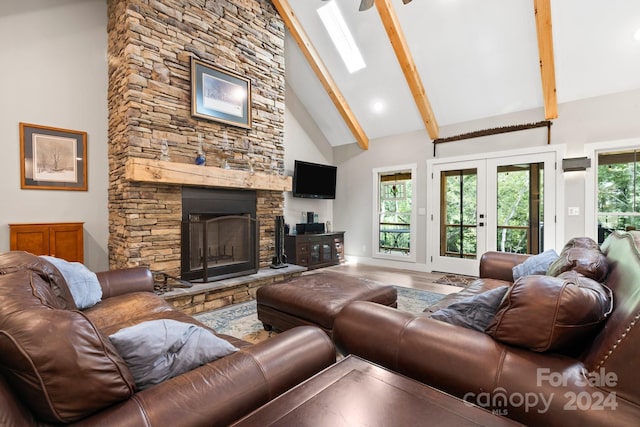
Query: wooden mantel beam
[[374, 0, 439, 139], [125, 158, 292, 192], [534, 0, 558, 119], [271, 0, 369, 150]]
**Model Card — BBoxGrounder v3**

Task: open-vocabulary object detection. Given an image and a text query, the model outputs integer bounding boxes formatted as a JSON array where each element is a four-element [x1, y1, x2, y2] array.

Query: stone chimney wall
[[107, 0, 285, 274]]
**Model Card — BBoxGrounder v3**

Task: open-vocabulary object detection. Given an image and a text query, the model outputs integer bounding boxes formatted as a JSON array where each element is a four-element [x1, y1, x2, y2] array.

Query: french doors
[[428, 151, 557, 276]]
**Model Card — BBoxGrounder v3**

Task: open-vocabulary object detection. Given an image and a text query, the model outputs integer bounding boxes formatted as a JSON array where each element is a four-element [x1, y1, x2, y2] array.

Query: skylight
[[317, 1, 366, 73]]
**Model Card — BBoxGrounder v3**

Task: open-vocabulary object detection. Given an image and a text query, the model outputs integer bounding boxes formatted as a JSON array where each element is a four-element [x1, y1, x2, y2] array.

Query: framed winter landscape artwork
[[20, 122, 87, 191]]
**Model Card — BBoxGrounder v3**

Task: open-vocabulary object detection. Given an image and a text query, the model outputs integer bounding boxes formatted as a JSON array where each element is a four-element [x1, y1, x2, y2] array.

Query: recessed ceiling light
[[372, 100, 385, 113], [318, 1, 366, 73]]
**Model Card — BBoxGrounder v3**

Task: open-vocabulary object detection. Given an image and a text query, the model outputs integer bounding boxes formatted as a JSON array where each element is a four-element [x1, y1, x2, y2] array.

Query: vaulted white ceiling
[[282, 0, 640, 147]]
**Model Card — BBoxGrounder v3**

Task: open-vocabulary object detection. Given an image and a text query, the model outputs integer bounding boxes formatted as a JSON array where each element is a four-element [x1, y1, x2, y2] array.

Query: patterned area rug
[[434, 274, 477, 288], [194, 286, 445, 344]]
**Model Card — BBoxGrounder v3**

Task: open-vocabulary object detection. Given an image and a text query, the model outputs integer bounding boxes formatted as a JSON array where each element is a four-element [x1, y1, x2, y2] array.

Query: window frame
[[585, 138, 640, 241], [372, 164, 417, 262]]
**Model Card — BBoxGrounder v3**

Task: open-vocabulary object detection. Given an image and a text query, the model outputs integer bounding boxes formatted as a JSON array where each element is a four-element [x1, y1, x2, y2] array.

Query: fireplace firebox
[[181, 188, 258, 282]]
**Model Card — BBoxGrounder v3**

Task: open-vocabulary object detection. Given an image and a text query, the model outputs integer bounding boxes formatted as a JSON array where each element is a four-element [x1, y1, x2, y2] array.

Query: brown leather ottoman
[[256, 271, 397, 334]]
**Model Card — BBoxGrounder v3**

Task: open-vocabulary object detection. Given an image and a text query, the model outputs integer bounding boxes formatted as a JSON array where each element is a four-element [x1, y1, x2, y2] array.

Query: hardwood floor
[[306, 262, 468, 295]]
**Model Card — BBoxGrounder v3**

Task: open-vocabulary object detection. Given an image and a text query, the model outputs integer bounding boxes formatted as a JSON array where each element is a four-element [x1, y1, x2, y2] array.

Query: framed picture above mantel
[[19, 123, 88, 191], [191, 57, 252, 129]]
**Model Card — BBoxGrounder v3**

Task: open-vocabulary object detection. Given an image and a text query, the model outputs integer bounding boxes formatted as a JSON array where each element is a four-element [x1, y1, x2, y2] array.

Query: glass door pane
[[440, 169, 478, 259], [495, 163, 544, 254], [310, 242, 320, 263]]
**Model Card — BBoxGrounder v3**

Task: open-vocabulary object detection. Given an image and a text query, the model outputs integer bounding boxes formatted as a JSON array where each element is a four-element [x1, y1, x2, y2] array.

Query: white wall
[[333, 89, 640, 270], [4, 1, 639, 274], [0, 0, 109, 271], [283, 84, 334, 231]]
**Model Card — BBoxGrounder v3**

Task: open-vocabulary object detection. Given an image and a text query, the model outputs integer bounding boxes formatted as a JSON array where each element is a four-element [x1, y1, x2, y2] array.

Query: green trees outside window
[[441, 169, 477, 258], [379, 172, 412, 254], [496, 163, 543, 254], [597, 150, 640, 243]]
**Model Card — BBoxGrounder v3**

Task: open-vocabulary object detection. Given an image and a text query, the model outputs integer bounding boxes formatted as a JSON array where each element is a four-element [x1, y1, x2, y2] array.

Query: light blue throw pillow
[[109, 319, 239, 390], [40, 255, 102, 309], [512, 249, 559, 281]]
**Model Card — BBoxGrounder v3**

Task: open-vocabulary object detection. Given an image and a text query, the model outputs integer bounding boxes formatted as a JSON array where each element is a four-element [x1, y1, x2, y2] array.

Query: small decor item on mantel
[[195, 134, 206, 166], [19, 122, 88, 191], [221, 131, 231, 169], [160, 139, 170, 162], [247, 140, 254, 173]]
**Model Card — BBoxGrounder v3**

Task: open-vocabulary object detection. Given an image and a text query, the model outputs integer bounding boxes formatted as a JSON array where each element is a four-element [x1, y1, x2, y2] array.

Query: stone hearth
[[162, 264, 306, 315]]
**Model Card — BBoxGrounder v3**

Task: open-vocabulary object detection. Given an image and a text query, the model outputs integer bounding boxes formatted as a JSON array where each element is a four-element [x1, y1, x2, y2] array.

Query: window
[[597, 150, 640, 244], [373, 165, 416, 261]]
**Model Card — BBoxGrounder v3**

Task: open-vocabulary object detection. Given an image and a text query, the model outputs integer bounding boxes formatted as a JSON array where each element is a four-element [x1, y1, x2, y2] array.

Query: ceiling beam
[[271, 0, 369, 150], [374, 0, 439, 139], [533, 0, 558, 119]]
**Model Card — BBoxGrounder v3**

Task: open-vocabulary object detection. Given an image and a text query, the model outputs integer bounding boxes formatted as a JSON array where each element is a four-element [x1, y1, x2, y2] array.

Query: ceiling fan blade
[[359, 0, 375, 11]]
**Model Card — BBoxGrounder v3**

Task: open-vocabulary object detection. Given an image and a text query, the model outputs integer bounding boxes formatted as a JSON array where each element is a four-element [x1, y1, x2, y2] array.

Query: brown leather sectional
[[333, 231, 640, 426], [0, 251, 336, 427]]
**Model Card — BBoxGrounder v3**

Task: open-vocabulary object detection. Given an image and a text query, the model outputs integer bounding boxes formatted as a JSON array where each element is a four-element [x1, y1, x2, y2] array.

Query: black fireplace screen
[[182, 213, 258, 283]]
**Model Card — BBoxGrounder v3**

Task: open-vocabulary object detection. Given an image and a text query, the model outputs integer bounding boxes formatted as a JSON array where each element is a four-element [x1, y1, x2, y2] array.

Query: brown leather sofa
[[333, 231, 640, 426], [0, 251, 336, 427]]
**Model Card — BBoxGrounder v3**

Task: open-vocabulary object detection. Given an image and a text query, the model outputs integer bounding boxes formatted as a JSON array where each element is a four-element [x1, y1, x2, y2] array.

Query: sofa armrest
[[96, 267, 154, 299], [479, 251, 530, 282], [73, 326, 335, 427]]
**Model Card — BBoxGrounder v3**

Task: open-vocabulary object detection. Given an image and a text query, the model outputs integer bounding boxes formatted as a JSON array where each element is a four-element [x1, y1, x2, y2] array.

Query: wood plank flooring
[[305, 262, 467, 295]]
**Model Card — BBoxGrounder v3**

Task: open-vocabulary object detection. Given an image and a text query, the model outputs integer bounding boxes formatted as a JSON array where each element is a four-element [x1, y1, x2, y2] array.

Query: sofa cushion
[[430, 286, 509, 331], [546, 237, 609, 282], [486, 271, 612, 353], [512, 249, 558, 280], [0, 299, 135, 423], [40, 256, 102, 309], [109, 319, 239, 390]]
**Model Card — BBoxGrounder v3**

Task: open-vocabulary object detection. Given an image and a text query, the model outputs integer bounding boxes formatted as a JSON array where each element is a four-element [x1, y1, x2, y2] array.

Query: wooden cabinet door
[[9, 225, 50, 256], [321, 240, 332, 264], [50, 225, 84, 262]]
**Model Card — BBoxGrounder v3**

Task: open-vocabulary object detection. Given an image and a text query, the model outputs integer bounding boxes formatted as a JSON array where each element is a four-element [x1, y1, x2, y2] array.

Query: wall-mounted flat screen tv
[[292, 160, 337, 199]]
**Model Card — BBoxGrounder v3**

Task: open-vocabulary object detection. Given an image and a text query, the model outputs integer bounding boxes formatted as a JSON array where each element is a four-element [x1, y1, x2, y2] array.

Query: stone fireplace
[[181, 188, 258, 282], [106, 0, 287, 278]]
